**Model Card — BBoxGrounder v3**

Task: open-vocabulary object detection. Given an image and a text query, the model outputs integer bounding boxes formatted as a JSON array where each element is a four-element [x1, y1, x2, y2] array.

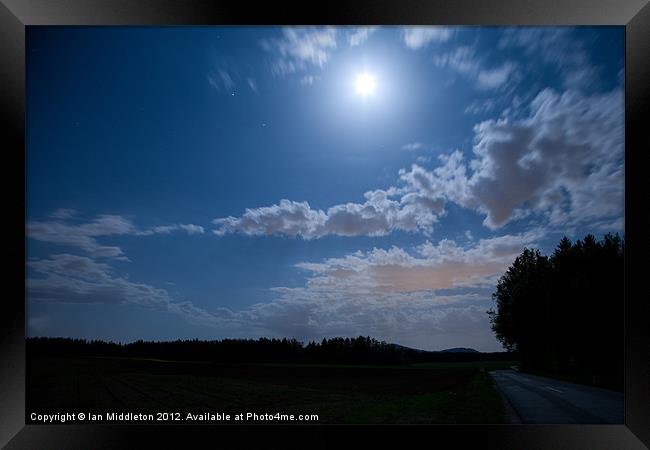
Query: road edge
[[489, 370, 523, 424]]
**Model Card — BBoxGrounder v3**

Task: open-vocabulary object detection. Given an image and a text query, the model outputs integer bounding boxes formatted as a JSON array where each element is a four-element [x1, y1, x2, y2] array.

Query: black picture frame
[[2, 0, 649, 448]]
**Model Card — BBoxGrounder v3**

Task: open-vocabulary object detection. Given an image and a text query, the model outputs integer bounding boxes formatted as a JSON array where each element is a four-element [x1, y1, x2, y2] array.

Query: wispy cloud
[[433, 46, 519, 90], [138, 223, 205, 236], [498, 27, 602, 90], [207, 68, 236, 92], [261, 27, 338, 78], [476, 61, 518, 90], [347, 27, 378, 47], [464, 98, 498, 115], [300, 75, 319, 86], [27, 215, 135, 259], [27, 213, 205, 259], [402, 142, 424, 151], [49, 208, 77, 220], [27, 253, 230, 327], [433, 46, 479, 75], [402, 27, 453, 49], [178, 224, 205, 235]]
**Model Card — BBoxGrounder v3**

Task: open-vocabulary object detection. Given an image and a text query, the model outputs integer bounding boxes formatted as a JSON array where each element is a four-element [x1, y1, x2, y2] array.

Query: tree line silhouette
[[27, 336, 515, 365], [488, 233, 624, 389]]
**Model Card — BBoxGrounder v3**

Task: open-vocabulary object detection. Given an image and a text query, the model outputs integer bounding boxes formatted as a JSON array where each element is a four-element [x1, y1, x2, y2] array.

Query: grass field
[[27, 356, 514, 424]]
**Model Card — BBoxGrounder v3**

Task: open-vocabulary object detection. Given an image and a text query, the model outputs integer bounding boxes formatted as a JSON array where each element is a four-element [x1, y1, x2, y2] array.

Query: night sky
[[26, 26, 624, 351]]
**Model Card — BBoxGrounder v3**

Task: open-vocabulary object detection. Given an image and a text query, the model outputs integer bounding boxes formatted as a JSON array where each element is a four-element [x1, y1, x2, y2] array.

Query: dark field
[[27, 356, 516, 424]]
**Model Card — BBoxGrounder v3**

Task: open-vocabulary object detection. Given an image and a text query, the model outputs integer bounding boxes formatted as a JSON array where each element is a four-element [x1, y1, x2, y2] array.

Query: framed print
[[2, 0, 649, 448]]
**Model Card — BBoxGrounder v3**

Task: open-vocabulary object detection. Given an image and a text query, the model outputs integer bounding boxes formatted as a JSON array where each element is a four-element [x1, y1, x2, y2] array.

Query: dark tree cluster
[[27, 336, 411, 365], [488, 233, 624, 388], [27, 336, 515, 365], [305, 337, 410, 364]]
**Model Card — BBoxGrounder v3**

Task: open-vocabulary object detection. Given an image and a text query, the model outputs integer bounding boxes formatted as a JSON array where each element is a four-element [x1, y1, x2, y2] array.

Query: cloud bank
[[398, 88, 624, 229], [213, 87, 623, 236], [27, 229, 542, 351], [295, 230, 544, 293], [27, 253, 226, 326], [217, 231, 542, 350]]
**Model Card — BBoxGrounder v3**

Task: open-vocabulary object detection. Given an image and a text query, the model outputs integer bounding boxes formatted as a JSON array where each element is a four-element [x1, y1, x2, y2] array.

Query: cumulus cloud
[[261, 27, 337, 77], [212, 84, 622, 237], [399, 87, 624, 229], [295, 230, 543, 293], [213, 199, 325, 238], [212, 189, 446, 238], [472, 88, 623, 228], [403, 27, 453, 49], [399, 150, 474, 207], [27, 213, 205, 259]]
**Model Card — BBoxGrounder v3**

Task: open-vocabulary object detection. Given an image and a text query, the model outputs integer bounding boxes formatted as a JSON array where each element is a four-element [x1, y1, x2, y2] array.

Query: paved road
[[489, 369, 624, 424]]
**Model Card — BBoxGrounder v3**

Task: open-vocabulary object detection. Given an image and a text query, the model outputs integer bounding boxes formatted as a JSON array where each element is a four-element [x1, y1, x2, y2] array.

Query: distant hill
[[390, 344, 480, 354], [440, 347, 479, 353], [387, 343, 428, 353]]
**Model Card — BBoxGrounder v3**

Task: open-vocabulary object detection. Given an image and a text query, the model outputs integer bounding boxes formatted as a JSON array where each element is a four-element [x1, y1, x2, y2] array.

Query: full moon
[[354, 73, 377, 97]]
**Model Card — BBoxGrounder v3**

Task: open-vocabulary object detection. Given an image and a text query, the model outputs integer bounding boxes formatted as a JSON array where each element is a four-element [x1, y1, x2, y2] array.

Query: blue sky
[[26, 26, 624, 351]]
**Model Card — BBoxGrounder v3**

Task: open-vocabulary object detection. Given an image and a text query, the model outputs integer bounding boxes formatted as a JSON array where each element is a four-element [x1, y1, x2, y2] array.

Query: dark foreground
[[27, 356, 515, 424], [489, 369, 624, 424]]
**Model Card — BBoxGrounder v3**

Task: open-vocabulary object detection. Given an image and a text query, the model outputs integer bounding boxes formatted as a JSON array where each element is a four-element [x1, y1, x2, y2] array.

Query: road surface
[[489, 369, 624, 424]]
